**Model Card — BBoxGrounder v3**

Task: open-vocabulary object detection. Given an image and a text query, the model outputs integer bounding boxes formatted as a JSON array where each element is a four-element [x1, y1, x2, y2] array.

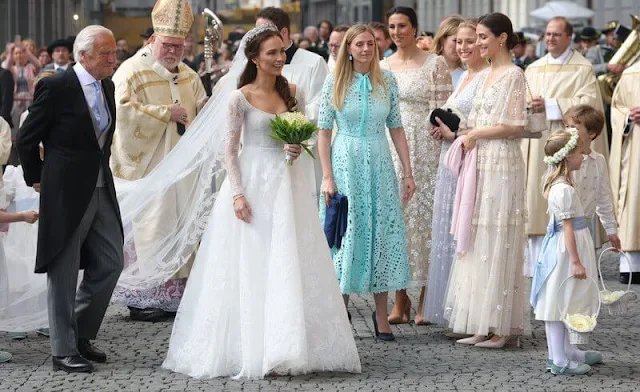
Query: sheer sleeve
[[385, 71, 403, 129], [549, 183, 578, 220], [432, 55, 453, 109], [497, 68, 528, 127], [225, 90, 245, 197], [317, 74, 335, 130]]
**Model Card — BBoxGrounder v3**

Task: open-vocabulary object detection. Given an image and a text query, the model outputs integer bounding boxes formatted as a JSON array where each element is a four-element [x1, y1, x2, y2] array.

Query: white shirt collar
[[54, 63, 69, 71], [584, 149, 599, 160], [73, 62, 98, 87], [548, 47, 572, 65]]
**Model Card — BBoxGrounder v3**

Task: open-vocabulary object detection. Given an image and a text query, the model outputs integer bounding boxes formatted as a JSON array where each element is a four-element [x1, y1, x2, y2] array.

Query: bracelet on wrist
[[233, 194, 245, 202], [401, 174, 413, 180]]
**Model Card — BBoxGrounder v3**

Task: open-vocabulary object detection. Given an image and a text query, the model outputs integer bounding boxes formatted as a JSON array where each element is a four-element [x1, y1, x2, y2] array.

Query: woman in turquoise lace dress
[[317, 24, 416, 341]]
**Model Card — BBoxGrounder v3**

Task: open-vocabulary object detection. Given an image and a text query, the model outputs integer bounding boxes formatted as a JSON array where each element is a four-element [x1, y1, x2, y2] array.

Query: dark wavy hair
[[386, 6, 419, 31], [238, 30, 297, 111], [478, 12, 518, 50]]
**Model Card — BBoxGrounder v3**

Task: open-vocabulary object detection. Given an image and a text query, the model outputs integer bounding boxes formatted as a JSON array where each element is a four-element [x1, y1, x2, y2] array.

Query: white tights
[[545, 321, 585, 367]]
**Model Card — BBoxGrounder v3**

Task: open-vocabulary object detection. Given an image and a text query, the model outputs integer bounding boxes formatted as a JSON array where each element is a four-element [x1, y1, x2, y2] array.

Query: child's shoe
[[0, 351, 12, 363], [550, 361, 591, 375], [584, 351, 603, 365]]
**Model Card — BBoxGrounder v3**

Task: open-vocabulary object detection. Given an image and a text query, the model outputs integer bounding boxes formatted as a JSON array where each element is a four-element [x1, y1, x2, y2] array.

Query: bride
[[161, 24, 360, 379]]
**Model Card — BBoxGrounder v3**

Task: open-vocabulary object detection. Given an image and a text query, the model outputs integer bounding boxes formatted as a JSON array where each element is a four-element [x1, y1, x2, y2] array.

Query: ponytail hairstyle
[[238, 29, 297, 111], [542, 129, 583, 197]]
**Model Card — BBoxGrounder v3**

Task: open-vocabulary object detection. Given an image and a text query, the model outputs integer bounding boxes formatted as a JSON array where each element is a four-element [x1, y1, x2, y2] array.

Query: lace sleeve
[[225, 90, 245, 197], [497, 68, 528, 127], [385, 71, 403, 129], [433, 55, 453, 108], [317, 74, 335, 130]]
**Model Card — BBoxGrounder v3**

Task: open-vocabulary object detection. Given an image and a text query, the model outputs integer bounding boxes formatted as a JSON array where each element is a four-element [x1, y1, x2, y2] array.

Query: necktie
[[56, 67, 64, 74], [91, 80, 109, 133]]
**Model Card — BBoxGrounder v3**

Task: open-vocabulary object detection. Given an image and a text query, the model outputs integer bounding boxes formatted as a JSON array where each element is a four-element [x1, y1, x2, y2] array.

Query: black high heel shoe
[[371, 311, 395, 341]]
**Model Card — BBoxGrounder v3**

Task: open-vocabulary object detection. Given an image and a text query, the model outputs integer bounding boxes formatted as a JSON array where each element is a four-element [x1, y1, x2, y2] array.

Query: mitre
[[151, 0, 194, 39]]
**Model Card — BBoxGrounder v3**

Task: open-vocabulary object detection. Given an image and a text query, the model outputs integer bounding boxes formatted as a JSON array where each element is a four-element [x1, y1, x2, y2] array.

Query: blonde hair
[[542, 129, 583, 197], [333, 24, 386, 110], [457, 18, 478, 32], [431, 14, 464, 67]]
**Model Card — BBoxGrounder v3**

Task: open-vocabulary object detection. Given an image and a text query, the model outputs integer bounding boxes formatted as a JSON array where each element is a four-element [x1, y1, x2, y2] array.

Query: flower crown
[[244, 23, 279, 44], [543, 127, 580, 165]]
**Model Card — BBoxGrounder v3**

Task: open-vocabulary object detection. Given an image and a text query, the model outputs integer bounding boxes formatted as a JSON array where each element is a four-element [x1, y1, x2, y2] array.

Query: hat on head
[[603, 20, 619, 34], [151, 0, 194, 39], [579, 27, 600, 41], [47, 39, 73, 56], [140, 27, 155, 38], [614, 24, 632, 42]]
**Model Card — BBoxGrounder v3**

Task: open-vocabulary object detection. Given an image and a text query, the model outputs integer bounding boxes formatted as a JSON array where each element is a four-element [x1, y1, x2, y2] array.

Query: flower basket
[[597, 247, 636, 316], [557, 275, 600, 345]]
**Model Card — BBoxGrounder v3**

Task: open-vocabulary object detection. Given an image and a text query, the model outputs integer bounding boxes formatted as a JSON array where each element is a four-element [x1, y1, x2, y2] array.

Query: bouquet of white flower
[[269, 112, 317, 166]]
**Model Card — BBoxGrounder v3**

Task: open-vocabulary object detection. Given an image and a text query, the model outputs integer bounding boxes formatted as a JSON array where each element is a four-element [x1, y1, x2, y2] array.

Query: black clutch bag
[[430, 108, 461, 132]]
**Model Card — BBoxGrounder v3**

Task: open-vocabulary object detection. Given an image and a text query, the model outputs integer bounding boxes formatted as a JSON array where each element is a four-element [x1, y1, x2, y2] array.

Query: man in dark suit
[[0, 68, 13, 128], [16, 25, 123, 373]]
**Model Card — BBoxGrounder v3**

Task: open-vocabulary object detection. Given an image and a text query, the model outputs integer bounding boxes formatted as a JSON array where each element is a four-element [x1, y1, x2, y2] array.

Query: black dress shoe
[[52, 356, 93, 373], [78, 339, 107, 363], [128, 307, 169, 322]]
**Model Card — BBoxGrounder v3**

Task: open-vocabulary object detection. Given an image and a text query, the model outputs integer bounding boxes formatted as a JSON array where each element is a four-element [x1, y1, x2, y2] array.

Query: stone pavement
[[1, 250, 639, 391]]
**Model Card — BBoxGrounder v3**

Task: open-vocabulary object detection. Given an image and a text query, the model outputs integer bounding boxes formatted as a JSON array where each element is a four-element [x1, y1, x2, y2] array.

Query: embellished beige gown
[[381, 54, 453, 287], [444, 66, 529, 336]]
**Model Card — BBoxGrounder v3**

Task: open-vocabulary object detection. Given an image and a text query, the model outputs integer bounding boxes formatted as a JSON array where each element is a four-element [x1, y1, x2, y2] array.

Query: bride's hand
[[321, 176, 337, 208], [284, 144, 302, 160], [233, 195, 252, 223]]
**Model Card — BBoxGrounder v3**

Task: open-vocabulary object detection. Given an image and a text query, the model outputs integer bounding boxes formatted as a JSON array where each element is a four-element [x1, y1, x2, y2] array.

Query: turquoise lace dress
[[318, 70, 410, 294]]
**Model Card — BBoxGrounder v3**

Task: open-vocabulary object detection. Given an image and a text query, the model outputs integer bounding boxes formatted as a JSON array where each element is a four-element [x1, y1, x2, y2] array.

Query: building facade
[[0, 0, 93, 48]]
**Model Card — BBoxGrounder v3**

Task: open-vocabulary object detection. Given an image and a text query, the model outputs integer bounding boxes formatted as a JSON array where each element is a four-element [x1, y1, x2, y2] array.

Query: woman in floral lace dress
[[423, 19, 489, 327], [380, 7, 452, 325], [443, 13, 528, 348], [318, 24, 415, 342]]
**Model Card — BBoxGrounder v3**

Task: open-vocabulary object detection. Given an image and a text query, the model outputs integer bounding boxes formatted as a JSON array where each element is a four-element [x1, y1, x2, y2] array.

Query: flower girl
[[530, 128, 602, 376]]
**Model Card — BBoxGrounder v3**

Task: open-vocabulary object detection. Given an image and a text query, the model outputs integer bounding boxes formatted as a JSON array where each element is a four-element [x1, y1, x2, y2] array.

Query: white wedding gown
[[162, 89, 361, 379]]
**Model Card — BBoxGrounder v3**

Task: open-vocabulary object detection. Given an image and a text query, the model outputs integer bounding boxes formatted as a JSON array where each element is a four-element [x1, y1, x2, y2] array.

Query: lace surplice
[[381, 54, 453, 286], [444, 66, 530, 336], [317, 71, 410, 294]]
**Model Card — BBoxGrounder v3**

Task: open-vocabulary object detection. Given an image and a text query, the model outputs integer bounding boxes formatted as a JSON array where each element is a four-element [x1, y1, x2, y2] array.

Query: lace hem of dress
[[112, 278, 187, 311]]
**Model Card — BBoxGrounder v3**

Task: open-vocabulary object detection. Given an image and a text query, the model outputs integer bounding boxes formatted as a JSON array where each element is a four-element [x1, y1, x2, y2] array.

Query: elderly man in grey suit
[[17, 25, 123, 374]]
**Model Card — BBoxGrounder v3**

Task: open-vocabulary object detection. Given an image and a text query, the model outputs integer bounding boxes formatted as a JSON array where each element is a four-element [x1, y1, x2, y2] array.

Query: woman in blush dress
[[423, 19, 489, 328], [318, 24, 416, 342], [380, 6, 453, 326], [162, 25, 361, 379], [443, 13, 528, 348]]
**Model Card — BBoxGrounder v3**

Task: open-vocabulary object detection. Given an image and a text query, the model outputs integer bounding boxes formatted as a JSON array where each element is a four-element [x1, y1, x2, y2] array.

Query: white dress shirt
[[73, 62, 110, 130], [572, 149, 617, 235]]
